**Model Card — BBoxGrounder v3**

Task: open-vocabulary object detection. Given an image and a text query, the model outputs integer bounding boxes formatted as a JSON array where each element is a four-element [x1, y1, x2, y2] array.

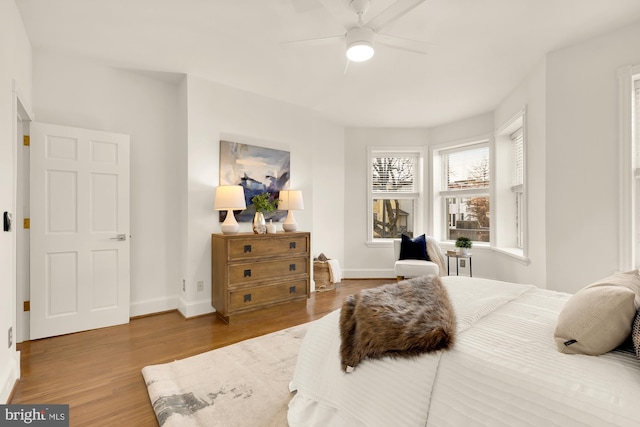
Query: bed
[[288, 276, 640, 427]]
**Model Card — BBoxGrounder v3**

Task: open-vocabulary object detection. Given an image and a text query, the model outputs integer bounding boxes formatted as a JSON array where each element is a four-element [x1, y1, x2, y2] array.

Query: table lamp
[[214, 185, 246, 234], [279, 190, 304, 232]]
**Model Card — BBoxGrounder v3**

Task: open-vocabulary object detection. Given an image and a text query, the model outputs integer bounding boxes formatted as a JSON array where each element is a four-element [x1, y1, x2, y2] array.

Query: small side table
[[446, 253, 472, 277]]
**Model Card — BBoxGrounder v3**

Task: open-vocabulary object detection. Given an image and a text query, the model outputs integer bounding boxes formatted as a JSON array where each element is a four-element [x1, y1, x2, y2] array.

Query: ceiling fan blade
[[376, 33, 428, 55], [281, 34, 345, 47], [365, 0, 426, 32]]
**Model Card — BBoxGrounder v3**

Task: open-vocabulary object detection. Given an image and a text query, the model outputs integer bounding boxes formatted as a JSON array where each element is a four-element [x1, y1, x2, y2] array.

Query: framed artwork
[[219, 140, 290, 222]]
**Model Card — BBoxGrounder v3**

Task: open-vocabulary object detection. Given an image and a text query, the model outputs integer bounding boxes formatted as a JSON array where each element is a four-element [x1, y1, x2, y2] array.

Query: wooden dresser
[[211, 231, 310, 323]]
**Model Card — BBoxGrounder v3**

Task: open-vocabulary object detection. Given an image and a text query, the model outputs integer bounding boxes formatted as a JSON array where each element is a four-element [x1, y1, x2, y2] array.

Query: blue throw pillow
[[399, 234, 430, 261]]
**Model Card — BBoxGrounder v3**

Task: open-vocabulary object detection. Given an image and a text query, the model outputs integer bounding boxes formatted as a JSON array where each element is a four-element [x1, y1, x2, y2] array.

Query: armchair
[[394, 236, 446, 280]]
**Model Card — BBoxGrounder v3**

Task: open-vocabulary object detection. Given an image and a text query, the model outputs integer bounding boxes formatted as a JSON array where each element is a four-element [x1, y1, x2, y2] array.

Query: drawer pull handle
[[289, 242, 296, 249], [289, 264, 296, 271], [244, 245, 252, 253], [289, 286, 296, 294], [244, 269, 252, 277], [244, 293, 252, 302]]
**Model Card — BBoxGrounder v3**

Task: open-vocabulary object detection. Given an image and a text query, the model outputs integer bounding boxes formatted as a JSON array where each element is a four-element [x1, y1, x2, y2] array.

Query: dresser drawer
[[228, 256, 308, 286], [227, 235, 309, 260], [229, 279, 308, 311]]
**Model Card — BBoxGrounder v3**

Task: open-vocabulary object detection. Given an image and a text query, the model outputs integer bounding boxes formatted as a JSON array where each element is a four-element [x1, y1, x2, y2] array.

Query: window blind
[[371, 154, 418, 193], [511, 128, 524, 187], [634, 79, 640, 170], [444, 145, 490, 190]]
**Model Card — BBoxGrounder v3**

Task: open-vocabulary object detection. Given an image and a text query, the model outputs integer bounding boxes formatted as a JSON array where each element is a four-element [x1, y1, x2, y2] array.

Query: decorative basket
[[314, 260, 335, 292]]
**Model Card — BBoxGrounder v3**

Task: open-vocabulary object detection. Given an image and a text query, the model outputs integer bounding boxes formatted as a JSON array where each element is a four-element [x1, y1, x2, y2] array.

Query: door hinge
[[23, 218, 30, 229], [23, 135, 30, 146], [23, 301, 30, 312]]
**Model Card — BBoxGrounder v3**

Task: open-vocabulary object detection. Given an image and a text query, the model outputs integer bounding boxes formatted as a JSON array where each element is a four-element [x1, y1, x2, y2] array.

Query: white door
[[30, 122, 130, 340]]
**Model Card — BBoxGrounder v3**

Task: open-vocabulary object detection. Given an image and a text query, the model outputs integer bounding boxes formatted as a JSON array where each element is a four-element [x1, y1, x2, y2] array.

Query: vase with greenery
[[455, 236, 472, 255], [251, 192, 279, 234]]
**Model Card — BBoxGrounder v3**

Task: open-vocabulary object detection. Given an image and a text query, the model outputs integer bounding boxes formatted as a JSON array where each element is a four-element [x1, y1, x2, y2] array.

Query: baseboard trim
[[177, 297, 216, 319], [342, 268, 395, 279], [130, 295, 179, 317], [1, 350, 20, 403]]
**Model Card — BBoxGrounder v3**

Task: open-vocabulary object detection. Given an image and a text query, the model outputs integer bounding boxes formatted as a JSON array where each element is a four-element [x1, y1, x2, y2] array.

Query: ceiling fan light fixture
[[345, 26, 375, 62], [346, 41, 374, 62]]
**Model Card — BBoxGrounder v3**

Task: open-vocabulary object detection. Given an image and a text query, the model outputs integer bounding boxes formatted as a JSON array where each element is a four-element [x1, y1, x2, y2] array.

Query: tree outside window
[[441, 143, 490, 243], [369, 149, 422, 241]]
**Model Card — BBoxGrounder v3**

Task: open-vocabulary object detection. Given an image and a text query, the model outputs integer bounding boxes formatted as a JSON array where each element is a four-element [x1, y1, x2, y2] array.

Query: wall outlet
[[460, 259, 466, 268], [8, 327, 12, 348], [182, 279, 186, 292], [197, 280, 204, 292]]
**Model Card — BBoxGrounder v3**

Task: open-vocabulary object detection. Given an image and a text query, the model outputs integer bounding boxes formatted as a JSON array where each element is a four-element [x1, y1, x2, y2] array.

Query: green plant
[[251, 192, 279, 213], [455, 236, 473, 249]]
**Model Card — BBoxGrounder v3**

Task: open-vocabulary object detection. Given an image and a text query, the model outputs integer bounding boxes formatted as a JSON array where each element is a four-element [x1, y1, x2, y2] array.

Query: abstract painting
[[219, 140, 290, 222]]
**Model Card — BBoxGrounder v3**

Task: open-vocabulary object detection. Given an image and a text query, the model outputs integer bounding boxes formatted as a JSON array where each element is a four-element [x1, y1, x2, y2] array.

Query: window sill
[[493, 247, 530, 265], [366, 239, 395, 248]]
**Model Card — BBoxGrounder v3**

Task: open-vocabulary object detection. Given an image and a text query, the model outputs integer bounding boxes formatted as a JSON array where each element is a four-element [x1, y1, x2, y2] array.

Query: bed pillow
[[339, 275, 456, 371], [399, 234, 430, 261], [632, 310, 640, 360], [554, 270, 640, 356]]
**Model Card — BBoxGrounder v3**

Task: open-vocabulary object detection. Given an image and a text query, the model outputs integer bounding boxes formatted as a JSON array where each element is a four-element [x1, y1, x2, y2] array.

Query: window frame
[[617, 65, 640, 272], [433, 139, 491, 246], [493, 109, 528, 262], [512, 128, 524, 249], [366, 146, 424, 245]]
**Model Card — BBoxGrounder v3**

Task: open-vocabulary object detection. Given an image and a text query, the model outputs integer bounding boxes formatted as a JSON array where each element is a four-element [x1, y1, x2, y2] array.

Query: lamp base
[[282, 210, 298, 232], [282, 222, 297, 232], [221, 209, 240, 234]]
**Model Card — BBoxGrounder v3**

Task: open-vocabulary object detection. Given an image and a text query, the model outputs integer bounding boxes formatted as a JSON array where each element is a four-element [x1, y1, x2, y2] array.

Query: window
[[511, 128, 524, 248], [634, 77, 640, 267], [438, 142, 490, 243], [368, 147, 423, 242], [494, 110, 526, 256], [617, 65, 639, 271]]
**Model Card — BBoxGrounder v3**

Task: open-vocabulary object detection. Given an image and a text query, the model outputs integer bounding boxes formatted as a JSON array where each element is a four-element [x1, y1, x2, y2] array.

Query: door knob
[[110, 234, 127, 241]]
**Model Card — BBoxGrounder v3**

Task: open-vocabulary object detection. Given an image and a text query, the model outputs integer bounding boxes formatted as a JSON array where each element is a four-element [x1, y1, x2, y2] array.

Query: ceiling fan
[[284, 0, 428, 65]]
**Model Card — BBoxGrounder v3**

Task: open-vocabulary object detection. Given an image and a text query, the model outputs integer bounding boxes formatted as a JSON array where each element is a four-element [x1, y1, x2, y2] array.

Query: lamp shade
[[279, 190, 304, 211], [214, 185, 247, 211]]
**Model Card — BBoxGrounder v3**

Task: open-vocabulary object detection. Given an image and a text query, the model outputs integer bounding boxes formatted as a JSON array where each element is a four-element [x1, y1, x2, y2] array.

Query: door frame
[[13, 81, 33, 344]]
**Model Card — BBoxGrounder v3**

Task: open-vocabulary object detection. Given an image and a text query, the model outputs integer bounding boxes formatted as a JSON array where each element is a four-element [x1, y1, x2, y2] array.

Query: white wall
[[181, 75, 345, 317], [428, 112, 494, 148], [492, 59, 547, 288], [32, 51, 184, 316], [544, 21, 640, 293], [312, 119, 345, 266], [0, 0, 32, 403]]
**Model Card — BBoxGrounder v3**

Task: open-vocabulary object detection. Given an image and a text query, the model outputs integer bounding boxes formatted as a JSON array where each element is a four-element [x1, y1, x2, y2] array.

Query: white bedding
[[288, 276, 640, 427]]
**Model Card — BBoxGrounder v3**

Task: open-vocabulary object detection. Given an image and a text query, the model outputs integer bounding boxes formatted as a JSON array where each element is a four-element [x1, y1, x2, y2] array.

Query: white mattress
[[288, 277, 640, 427]]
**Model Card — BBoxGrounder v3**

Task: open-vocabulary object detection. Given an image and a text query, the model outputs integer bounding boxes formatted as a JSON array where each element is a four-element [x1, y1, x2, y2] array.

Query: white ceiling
[[16, 0, 640, 128]]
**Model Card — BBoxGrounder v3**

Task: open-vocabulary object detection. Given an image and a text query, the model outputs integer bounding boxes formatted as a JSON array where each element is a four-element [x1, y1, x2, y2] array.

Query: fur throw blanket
[[339, 275, 456, 372]]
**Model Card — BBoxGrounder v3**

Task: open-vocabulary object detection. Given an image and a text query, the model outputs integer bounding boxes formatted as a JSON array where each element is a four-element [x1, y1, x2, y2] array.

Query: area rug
[[142, 323, 309, 427]]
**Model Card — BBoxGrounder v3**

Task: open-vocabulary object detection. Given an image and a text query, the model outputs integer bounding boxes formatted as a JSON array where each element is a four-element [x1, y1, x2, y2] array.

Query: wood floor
[[10, 279, 389, 426]]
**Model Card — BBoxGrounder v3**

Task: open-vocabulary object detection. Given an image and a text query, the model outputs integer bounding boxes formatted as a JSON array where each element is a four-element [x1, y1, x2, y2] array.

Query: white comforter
[[288, 276, 640, 427]]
